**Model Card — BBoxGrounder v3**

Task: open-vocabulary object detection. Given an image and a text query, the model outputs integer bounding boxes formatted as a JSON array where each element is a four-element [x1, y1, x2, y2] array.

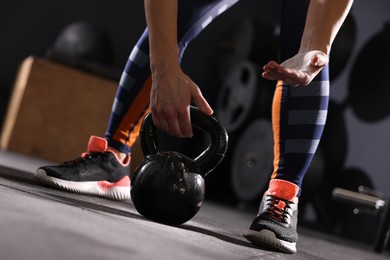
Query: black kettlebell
[[131, 106, 229, 226]]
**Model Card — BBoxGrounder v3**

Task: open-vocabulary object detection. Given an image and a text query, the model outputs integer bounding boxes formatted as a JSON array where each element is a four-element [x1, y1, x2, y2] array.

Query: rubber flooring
[[1, 151, 389, 260]]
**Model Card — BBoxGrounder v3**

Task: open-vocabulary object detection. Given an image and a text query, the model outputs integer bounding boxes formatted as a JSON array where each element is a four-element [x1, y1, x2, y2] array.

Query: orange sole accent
[[98, 176, 131, 191]]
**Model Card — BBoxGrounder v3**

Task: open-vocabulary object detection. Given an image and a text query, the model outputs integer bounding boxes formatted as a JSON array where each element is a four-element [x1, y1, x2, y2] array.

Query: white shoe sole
[[35, 169, 130, 201], [244, 229, 297, 254]]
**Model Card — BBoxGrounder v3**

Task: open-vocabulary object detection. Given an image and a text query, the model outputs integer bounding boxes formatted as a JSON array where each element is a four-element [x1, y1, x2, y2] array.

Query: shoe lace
[[64, 152, 105, 164], [265, 195, 293, 224]]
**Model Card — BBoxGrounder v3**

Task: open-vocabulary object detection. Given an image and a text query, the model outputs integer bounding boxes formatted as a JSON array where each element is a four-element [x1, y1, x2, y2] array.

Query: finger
[[153, 109, 175, 136], [263, 61, 280, 72], [263, 61, 284, 78], [167, 115, 184, 138], [163, 108, 185, 137], [311, 52, 328, 67], [264, 60, 280, 68], [191, 85, 213, 116], [312, 54, 329, 67], [151, 109, 161, 128], [154, 109, 172, 136], [263, 66, 293, 81], [262, 69, 288, 81], [178, 107, 193, 138], [265, 69, 306, 87], [159, 118, 171, 136], [262, 71, 279, 81]]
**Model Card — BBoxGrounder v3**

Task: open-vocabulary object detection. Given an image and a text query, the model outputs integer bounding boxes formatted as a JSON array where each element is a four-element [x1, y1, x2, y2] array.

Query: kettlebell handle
[[139, 106, 229, 176]]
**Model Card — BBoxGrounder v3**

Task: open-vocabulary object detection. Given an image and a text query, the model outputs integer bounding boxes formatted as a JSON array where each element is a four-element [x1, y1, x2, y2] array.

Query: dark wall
[[0, 0, 146, 126], [0, 0, 281, 129]]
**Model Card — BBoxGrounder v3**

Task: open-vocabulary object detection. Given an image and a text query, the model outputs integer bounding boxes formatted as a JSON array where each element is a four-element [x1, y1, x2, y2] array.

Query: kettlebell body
[[131, 106, 228, 225], [131, 151, 205, 225]]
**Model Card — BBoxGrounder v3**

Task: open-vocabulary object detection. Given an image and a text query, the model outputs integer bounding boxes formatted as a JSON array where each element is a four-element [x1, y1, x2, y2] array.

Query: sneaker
[[35, 136, 131, 200], [244, 179, 300, 254]]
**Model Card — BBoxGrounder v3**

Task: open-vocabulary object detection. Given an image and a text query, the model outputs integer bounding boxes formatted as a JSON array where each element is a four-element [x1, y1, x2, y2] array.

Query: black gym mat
[[0, 151, 389, 260]]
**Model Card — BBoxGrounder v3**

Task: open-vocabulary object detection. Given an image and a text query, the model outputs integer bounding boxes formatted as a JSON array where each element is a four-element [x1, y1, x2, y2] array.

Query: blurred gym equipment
[[230, 119, 273, 202], [217, 18, 279, 78], [46, 21, 121, 81], [333, 185, 389, 253], [349, 22, 390, 122], [216, 60, 274, 133]]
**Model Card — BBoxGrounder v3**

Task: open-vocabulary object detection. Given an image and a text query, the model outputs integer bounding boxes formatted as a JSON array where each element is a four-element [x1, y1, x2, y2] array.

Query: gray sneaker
[[244, 179, 299, 254]]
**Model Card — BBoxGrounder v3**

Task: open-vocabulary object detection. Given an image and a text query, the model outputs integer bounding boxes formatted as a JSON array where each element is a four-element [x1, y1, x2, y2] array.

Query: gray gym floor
[[1, 150, 389, 260]]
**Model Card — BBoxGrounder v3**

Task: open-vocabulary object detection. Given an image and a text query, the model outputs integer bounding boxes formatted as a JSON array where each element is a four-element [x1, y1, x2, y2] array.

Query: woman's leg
[[244, 0, 330, 254], [36, 0, 240, 200], [105, 0, 240, 155]]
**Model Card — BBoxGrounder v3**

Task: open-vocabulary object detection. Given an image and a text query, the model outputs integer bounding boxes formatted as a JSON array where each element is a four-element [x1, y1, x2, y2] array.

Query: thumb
[[311, 51, 329, 67], [191, 85, 214, 115]]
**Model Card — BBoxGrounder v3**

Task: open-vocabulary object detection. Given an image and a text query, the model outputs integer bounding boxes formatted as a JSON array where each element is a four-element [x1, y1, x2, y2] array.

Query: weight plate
[[216, 60, 259, 132], [349, 22, 390, 122], [230, 119, 273, 201], [217, 17, 279, 77]]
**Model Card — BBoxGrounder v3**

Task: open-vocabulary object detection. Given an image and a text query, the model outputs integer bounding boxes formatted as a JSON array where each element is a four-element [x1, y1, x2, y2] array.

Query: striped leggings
[[104, 0, 329, 190]]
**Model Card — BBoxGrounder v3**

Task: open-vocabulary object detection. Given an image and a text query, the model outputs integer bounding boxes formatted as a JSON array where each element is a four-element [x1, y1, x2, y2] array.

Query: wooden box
[[0, 56, 142, 171]]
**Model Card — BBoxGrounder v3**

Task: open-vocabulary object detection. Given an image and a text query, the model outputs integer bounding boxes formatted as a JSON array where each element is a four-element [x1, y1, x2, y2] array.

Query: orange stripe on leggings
[[271, 80, 283, 179], [113, 76, 152, 148]]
